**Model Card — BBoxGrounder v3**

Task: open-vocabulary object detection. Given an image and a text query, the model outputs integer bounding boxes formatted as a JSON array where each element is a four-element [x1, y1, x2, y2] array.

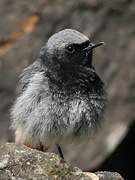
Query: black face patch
[[66, 40, 90, 52]]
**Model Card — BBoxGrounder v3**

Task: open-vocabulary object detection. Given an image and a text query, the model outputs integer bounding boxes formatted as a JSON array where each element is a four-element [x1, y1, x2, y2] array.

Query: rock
[[0, 143, 124, 180], [95, 172, 124, 180]]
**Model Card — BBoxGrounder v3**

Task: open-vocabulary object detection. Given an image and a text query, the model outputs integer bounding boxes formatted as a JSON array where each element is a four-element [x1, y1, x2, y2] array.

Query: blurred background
[[0, 0, 135, 179]]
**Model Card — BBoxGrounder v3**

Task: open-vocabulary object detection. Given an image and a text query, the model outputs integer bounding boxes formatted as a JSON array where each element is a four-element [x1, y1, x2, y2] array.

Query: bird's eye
[[66, 45, 75, 53]]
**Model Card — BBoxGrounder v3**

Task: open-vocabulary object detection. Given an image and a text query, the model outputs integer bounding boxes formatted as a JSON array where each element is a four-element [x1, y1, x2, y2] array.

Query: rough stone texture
[[0, 0, 135, 171], [95, 172, 124, 180], [0, 143, 124, 180]]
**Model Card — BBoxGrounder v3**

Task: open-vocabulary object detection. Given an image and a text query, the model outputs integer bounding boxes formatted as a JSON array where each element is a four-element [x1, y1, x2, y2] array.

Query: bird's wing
[[19, 59, 42, 92]]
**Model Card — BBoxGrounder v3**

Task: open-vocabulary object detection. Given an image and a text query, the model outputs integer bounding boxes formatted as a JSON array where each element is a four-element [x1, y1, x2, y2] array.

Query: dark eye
[[66, 45, 75, 53]]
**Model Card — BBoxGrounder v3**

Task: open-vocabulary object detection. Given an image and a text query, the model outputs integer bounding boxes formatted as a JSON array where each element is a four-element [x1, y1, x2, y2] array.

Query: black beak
[[84, 42, 104, 52]]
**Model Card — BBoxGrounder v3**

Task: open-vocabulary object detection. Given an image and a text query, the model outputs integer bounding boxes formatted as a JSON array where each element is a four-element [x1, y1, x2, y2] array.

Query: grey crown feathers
[[11, 29, 106, 151]]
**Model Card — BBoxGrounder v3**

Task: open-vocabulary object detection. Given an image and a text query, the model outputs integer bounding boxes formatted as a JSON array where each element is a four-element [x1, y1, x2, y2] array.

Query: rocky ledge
[[0, 143, 124, 180]]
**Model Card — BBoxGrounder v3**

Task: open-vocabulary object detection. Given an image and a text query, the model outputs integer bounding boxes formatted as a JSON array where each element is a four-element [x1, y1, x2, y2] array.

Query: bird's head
[[40, 29, 104, 71], [40, 29, 105, 98]]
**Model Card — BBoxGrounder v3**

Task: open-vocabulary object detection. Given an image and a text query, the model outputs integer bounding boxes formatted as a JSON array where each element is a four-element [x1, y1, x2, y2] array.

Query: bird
[[11, 29, 106, 161]]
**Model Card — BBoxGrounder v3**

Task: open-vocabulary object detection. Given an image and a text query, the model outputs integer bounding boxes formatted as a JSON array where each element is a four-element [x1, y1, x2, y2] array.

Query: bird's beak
[[84, 42, 104, 52]]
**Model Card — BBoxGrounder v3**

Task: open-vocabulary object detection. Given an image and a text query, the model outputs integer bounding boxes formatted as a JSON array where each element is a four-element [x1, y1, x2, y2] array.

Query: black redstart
[[11, 29, 106, 160]]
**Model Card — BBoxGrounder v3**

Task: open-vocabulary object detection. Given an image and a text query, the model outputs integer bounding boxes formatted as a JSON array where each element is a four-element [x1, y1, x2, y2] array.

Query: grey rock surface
[[0, 143, 124, 180]]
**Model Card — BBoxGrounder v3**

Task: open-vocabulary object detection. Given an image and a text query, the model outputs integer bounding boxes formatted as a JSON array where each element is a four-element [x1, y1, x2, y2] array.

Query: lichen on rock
[[0, 143, 124, 180]]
